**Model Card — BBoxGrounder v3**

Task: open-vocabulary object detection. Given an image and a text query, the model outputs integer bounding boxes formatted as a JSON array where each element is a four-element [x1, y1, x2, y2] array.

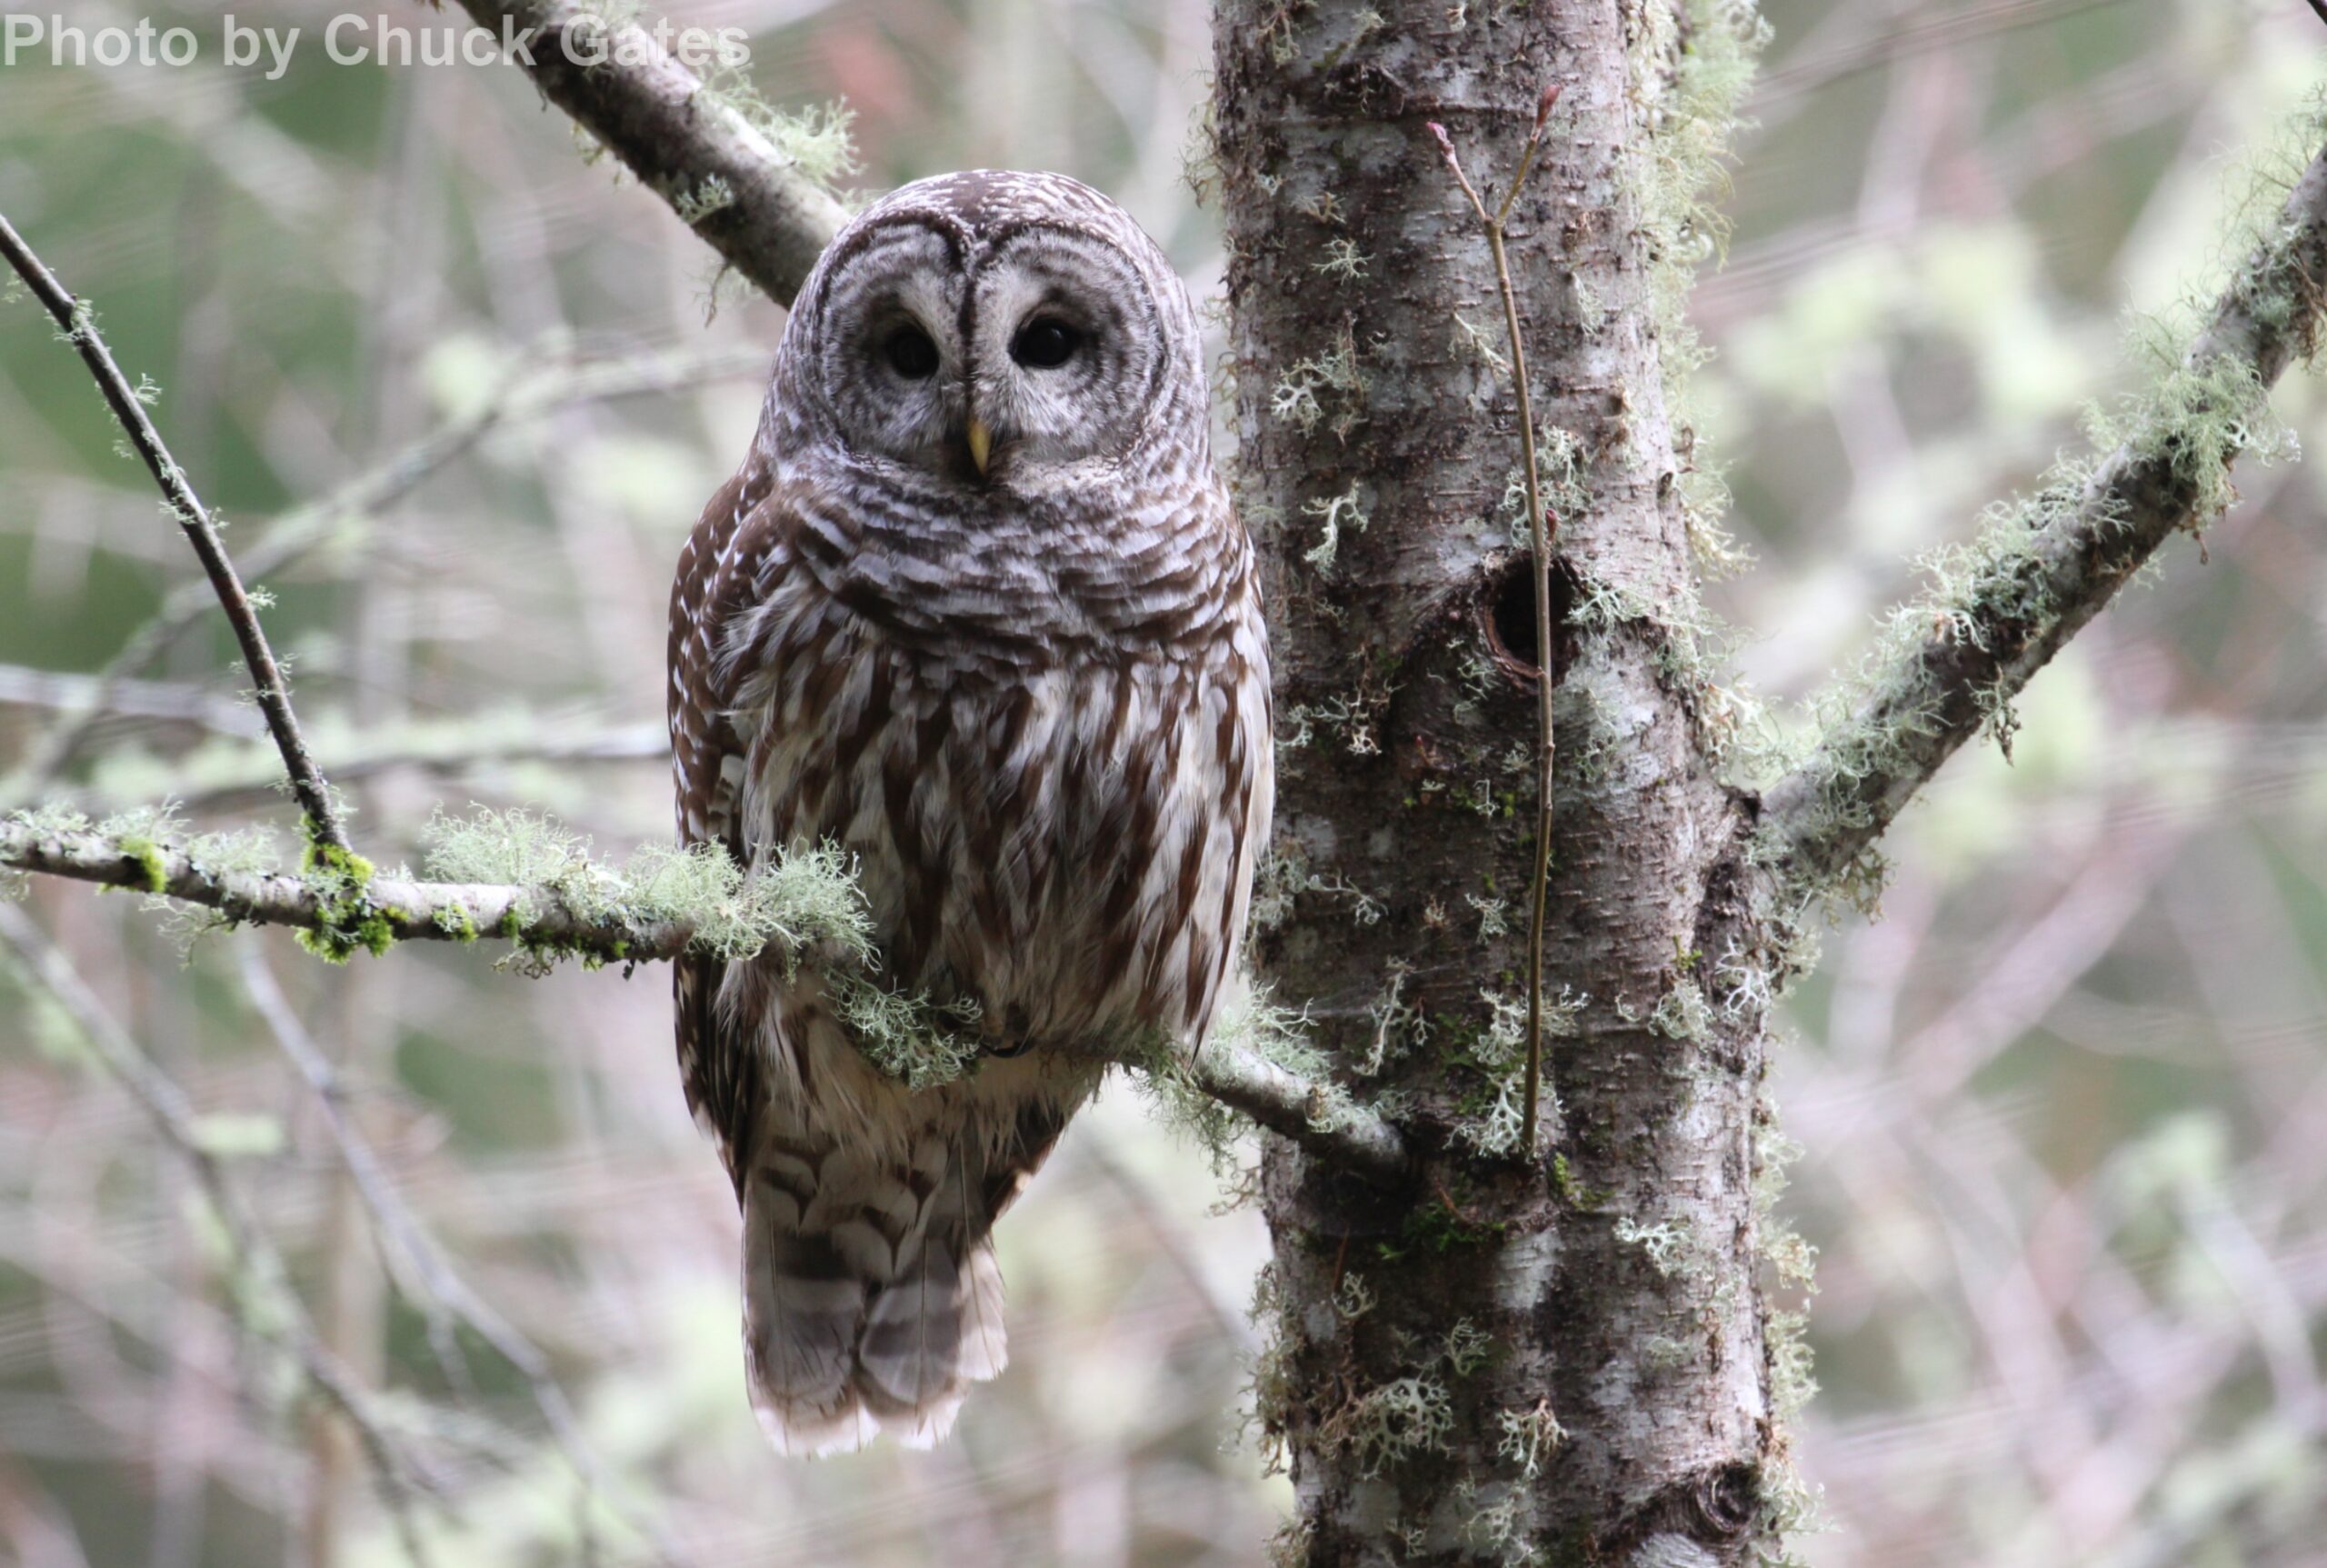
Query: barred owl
[[666, 171, 1272, 1454]]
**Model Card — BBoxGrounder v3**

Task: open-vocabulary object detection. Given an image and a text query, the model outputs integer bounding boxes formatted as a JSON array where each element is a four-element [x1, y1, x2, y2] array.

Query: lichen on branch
[[437, 0, 853, 306], [1760, 118, 2327, 910], [0, 804, 833, 968], [0, 804, 1409, 1175]]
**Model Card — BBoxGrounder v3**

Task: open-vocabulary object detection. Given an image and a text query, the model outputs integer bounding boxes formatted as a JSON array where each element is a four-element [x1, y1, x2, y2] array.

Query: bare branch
[[0, 214, 351, 852], [442, 0, 847, 305], [1760, 135, 2327, 904]]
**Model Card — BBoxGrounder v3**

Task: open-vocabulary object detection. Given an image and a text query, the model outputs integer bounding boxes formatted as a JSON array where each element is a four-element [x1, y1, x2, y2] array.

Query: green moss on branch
[[2, 805, 1409, 1174]]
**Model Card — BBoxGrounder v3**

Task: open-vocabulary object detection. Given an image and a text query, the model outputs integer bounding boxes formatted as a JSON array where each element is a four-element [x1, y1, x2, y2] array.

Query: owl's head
[[776, 171, 1206, 491]]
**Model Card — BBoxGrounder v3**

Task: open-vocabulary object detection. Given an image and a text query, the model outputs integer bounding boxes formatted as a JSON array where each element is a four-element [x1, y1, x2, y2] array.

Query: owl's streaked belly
[[726, 564, 1268, 1058]]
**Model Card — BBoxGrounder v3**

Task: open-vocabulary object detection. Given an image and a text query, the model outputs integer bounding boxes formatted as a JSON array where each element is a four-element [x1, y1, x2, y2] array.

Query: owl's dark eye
[[1011, 317, 1081, 369], [882, 325, 941, 380]]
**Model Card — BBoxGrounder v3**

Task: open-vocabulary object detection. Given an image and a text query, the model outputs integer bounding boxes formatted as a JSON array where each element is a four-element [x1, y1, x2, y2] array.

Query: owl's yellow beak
[[966, 418, 994, 476]]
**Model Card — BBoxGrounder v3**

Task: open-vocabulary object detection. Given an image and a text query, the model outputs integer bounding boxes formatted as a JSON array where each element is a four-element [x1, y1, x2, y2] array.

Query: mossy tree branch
[[0, 814, 1409, 1177], [1, 814, 682, 963], [1761, 134, 2327, 906], [437, 0, 848, 306]]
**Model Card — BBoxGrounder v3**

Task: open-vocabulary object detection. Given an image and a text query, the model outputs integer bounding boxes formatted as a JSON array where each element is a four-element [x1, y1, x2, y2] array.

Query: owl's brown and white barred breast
[[667, 171, 1271, 1454]]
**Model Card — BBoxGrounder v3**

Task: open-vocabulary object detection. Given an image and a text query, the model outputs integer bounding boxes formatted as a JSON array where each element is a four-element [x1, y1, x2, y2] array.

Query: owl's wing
[[1187, 504, 1277, 1046], [667, 453, 784, 1194]]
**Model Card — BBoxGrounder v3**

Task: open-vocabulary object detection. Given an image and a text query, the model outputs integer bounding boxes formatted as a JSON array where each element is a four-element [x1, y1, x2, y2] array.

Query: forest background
[[2, 2, 2324, 1565]]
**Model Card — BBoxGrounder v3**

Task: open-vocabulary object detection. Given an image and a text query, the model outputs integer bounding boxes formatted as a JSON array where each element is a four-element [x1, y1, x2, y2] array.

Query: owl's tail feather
[[740, 1132, 1012, 1456]]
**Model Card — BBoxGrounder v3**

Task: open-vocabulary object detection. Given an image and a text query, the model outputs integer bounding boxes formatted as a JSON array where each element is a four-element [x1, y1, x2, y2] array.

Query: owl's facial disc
[[808, 207, 1174, 489]]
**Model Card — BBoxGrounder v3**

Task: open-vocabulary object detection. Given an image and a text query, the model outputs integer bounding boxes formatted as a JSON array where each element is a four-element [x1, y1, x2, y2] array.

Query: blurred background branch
[[0, 900, 454, 1566], [16, 338, 769, 789]]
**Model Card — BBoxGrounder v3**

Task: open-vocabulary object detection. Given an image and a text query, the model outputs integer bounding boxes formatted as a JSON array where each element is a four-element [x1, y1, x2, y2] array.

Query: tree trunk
[[1213, 3, 1793, 1561]]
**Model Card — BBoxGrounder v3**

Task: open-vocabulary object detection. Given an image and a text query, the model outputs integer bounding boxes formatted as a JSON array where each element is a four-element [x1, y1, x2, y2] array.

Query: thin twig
[[16, 341, 766, 789], [0, 214, 351, 853], [1431, 83, 1563, 1157]]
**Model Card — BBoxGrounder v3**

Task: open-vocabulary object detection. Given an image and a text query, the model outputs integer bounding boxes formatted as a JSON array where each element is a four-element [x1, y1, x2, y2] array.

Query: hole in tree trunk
[[1483, 555, 1577, 685], [1695, 1463, 1761, 1536]]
